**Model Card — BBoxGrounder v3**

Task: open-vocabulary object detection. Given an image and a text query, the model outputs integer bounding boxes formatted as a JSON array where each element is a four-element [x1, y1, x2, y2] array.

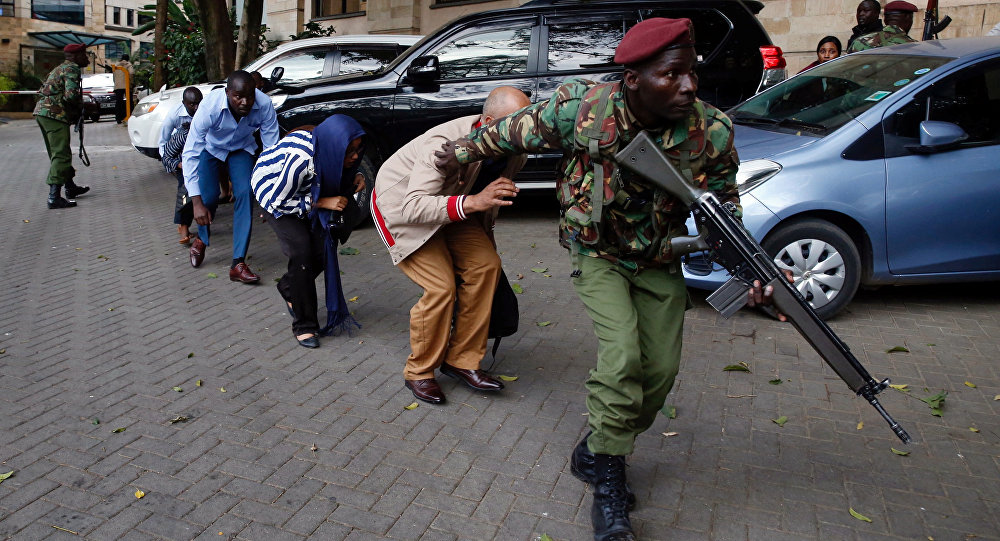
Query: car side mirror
[[905, 120, 969, 154], [406, 55, 439, 84], [269, 67, 284, 84]]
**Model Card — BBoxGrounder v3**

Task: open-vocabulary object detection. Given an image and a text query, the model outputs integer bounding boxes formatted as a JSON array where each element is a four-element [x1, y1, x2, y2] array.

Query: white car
[[128, 34, 421, 159]]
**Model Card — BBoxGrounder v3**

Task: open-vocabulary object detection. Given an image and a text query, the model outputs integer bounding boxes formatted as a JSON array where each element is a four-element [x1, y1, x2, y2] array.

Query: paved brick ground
[[0, 117, 998, 540]]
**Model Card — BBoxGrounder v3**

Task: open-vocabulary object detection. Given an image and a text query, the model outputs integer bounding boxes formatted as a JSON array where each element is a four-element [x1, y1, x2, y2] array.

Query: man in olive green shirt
[[34, 43, 91, 209]]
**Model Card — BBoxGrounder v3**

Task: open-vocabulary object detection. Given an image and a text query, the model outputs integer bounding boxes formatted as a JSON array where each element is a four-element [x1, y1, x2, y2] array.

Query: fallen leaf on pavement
[[0, 471, 13, 484], [338, 246, 360, 255], [857, 421, 863, 430], [404, 402, 419, 410], [196, 380, 202, 386], [111, 427, 126, 433], [134, 490, 145, 499], [723, 362, 751, 372], [207, 272, 217, 279], [969, 427, 980, 433], [498, 375, 518, 382], [889, 384, 908, 391], [348, 296, 359, 302], [886, 346, 909, 353], [849, 507, 872, 522], [531, 267, 548, 273], [511, 283, 524, 294], [220, 387, 226, 393], [772, 416, 788, 427], [768, 378, 782, 385], [172, 386, 183, 392], [661, 404, 677, 419], [536, 321, 551, 327], [662, 432, 679, 437], [168, 416, 189, 424], [891, 447, 910, 456], [964, 381, 976, 388]]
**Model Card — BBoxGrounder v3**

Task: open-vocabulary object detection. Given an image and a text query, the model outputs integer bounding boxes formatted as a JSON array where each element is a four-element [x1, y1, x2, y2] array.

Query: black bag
[[326, 195, 361, 244], [486, 269, 519, 369]]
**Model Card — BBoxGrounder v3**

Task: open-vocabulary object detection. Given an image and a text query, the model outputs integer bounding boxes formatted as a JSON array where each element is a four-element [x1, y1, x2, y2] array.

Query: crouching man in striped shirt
[[371, 86, 529, 405]]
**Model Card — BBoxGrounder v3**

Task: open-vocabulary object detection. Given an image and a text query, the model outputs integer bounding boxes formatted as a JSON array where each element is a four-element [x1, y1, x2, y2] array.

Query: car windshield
[[83, 73, 114, 89], [729, 54, 954, 135]]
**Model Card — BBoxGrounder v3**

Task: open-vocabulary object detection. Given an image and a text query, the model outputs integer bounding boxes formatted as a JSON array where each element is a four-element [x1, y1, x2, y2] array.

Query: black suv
[[270, 0, 785, 209]]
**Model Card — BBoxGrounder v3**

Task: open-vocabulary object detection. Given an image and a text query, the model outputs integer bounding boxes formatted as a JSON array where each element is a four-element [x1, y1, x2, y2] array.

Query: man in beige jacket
[[372, 86, 530, 404]]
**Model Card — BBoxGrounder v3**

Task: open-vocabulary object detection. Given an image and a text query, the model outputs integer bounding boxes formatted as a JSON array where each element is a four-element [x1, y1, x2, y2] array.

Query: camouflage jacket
[[33, 60, 82, 124], [454, 78, 739, 267], [848, 25, 916, 52]]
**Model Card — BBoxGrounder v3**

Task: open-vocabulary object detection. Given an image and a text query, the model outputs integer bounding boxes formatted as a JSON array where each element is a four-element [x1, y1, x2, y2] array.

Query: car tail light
[[760, 46, 786, 70]]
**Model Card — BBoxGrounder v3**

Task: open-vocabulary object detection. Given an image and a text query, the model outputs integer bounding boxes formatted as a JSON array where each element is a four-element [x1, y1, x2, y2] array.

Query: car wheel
[[91, 114, 100, 123], [761, 219, 861, 320], [352, 154, 376, 228]]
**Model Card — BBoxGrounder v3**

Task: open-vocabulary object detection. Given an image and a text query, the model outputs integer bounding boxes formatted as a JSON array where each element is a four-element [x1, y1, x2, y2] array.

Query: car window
[[433, 26, 532, 80], [546, 16, 634, 72], [887, 58, 1000, 146], [83, 74, 114, 89], [258, 48, 330, 84], [639, 9, 731, 64], [731, 54, 951, 135], [339, 48, 400, 75]]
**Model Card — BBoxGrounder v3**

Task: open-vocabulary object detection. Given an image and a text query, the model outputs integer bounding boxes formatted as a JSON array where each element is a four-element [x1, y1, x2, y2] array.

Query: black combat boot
[[47, 184, 77, 209], [571, 432, 636, 510], [590, 453, 635, 541], [64, 180, 90, 198]]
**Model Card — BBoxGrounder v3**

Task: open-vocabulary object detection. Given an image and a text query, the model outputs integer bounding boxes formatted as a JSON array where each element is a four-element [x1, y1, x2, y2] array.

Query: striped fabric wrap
[[251, 130, 316, 218]]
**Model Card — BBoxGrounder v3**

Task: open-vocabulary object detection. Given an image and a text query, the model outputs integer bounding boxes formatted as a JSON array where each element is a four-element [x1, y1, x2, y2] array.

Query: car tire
[[352, 154, 376, 228], [761, 219, 861, 320], [91, 114, 100, 123]]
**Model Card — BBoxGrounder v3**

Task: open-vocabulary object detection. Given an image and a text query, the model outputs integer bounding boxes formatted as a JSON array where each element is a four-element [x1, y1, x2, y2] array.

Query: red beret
[[884, 1, 919, 12], [614, 18, 694, 65], [63, 44, 86, 53]]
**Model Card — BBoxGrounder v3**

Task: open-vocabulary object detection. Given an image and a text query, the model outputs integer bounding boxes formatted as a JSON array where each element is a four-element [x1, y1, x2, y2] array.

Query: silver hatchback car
[[683, 38, 1000, 319]]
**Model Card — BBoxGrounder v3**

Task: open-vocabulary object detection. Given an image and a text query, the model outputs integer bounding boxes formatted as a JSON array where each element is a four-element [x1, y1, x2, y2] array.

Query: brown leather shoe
[[439, 364, 504, 391], [189, 238, 206, 268], [229, 262, 260, 284], [405, 378, 446, 404]]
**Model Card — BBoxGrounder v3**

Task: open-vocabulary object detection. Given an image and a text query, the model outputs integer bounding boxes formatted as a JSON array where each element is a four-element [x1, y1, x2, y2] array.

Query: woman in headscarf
[[798, 36, 842, 73], [251, 114, 366, 348]]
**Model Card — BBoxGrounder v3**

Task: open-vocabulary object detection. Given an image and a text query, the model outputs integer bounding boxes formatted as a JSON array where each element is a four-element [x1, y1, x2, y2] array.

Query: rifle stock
[[615, 132, 912, 443]]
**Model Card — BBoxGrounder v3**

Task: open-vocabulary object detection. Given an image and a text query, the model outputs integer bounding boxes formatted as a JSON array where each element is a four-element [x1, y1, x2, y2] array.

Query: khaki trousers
[[398, 219, 500, 380]]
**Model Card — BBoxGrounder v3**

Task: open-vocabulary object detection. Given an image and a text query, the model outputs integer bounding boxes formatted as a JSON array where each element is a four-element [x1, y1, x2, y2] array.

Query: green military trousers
[[572, 254, 688, 456], [35, 115, 75, 186]]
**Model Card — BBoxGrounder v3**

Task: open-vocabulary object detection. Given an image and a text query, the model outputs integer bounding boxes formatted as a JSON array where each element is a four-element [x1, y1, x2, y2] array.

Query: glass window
[[313, 0, 363, 18], [338, 48, 399, 75], [731, 54, 951, 135], [887, 59, 1000, 146], [113, 6, 120, 25], [258, 48, 329, 84], [547, 18, 632, 72], [1, 0, 15, 17], [127, 8, 133, 26], [32, 0, 85, 25], [434, 26, 532, 80]]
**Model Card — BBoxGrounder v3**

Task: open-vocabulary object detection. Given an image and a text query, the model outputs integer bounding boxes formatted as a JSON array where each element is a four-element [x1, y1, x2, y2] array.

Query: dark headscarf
[[308, 114, 366, 336]]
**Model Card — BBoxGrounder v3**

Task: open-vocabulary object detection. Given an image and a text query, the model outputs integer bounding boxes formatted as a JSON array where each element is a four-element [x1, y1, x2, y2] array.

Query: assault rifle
[[921, 0, 951, 41], [615, 132, 912, 443]]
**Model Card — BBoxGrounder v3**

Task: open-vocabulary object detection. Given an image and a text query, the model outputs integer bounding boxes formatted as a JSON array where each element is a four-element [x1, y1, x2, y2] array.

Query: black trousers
[[265, 212, 326, 335], [114, 89, 127, 123], [173, 169, 193, 226]]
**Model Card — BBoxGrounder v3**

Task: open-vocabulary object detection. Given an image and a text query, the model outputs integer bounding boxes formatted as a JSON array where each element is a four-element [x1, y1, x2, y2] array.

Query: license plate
[[100, 103, 115, 110]]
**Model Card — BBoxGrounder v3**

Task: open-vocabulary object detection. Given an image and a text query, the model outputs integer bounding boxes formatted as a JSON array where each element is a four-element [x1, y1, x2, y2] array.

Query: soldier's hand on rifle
[[465, 177, 518, 214], [434, 140, 461, 179], [747, 270, 795, 321]]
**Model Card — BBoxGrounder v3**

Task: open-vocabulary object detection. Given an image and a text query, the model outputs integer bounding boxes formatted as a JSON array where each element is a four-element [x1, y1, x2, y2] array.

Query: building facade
[[0, 0, 151, 80]]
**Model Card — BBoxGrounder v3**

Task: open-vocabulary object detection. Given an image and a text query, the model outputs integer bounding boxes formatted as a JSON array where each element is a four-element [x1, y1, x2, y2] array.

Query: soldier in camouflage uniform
[[435, 18, 776, 541], [848, 0, 919, 52], [34, 43, 91, 209]]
